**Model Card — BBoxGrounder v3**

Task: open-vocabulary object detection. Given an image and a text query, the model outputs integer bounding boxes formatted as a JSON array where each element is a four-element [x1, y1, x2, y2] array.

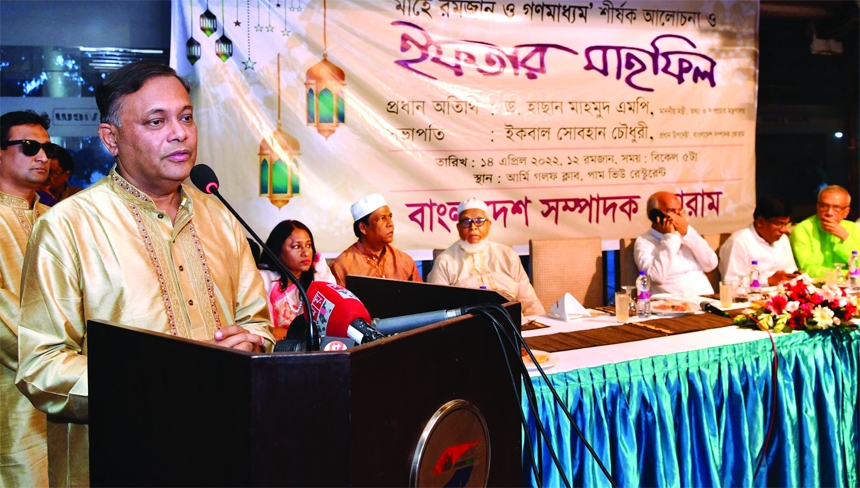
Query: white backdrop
[[170, 0, 759, 253]]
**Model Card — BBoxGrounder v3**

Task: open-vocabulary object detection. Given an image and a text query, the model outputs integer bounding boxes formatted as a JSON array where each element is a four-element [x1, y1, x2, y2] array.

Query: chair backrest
[[702, 233, 731, 290], [618, 238, 638, 289], [529, 237, 603, 310]]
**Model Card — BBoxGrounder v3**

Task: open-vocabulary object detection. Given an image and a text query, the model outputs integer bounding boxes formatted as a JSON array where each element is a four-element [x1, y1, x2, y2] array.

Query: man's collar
[[0, 189, 37, 210], [109, 168, 186, 212], [355, 239, 388, 259]]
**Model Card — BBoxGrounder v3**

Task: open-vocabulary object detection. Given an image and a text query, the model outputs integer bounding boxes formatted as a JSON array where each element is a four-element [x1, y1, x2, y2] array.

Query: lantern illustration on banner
[[305, 0, 345, 139], [186, 0, 201, 65], [200, 1, 218, 36], [214, 0, 233, 61], [260, 54, 300, 209]]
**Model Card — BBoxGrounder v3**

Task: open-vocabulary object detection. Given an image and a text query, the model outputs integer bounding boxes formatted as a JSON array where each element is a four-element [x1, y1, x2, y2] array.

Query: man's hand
[[205, 325, 265, 352], [820, 216, 849, 241], [768, 270, 800, 286], [667, 212, 689, 236]]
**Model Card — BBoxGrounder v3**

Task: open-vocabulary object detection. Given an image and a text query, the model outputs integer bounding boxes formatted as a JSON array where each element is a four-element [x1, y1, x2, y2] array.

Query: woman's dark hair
[[260, 220, 318, 291]]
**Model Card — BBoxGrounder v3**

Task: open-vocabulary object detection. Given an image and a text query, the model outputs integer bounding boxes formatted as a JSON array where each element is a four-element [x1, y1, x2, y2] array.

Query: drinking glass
[[835, 263, 847, 288], [621, 285, 636, 315], [826, 268, 839, 287], [720, 281, 735, 308], [615, 292, 630, 322]]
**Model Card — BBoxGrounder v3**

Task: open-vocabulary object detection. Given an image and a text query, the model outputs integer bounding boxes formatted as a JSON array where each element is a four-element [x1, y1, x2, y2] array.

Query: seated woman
[[259, 220, 335, 339]]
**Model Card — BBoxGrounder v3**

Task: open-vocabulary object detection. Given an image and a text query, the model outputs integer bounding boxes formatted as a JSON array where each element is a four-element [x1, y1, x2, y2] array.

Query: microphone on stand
[[374, 308, 468, 335], [700, 301, 731, 318], [189, 164, 320, 351]]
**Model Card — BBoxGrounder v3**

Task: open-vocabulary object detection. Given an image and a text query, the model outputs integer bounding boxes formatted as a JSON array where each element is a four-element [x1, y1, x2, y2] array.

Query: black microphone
[[189, 164, 320, 351], [347, 318, 386, 345], [374, 307, 468, 335], [700, 301, 730, 317]]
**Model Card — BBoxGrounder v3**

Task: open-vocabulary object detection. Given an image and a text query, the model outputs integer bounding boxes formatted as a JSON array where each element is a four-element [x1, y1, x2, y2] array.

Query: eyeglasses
[[458, 218, 488, 229], [2, 140, 58, 158], [817, 202, 849, 212], [766, 219, 791, 230]]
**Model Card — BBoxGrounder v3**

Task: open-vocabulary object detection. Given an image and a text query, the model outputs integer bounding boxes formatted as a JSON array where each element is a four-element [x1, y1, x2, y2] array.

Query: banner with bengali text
[[170, 0, 759, 253]]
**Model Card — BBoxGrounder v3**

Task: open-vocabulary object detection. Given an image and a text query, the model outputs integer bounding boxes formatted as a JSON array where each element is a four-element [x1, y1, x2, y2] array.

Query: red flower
[[790, 282, 809, 300], [767, 295, 788, 315], [810, 293, 825, 305]]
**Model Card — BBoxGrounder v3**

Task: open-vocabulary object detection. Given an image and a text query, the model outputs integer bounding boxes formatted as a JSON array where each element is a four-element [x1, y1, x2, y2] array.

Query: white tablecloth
[[523, 301, 771, 375]]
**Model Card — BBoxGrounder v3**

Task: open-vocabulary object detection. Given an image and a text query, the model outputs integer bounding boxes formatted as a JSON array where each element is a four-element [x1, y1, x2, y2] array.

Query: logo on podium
[[410, 400, 490, 487]]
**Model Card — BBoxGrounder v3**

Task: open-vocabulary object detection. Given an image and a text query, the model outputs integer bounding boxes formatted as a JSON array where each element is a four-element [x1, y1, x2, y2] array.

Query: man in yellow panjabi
[[0, 110, 52, 487], [16, 62, 275, 487]]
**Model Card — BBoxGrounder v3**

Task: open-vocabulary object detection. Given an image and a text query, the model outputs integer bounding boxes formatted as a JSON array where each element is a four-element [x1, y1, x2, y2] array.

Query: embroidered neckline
[[110, 171, 157, 207], [0, 190, 34, 210]]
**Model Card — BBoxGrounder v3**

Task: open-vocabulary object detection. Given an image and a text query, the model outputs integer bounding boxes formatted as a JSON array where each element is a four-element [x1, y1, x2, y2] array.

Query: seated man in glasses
[[790, 185, 860, 280], [719, 194, 798, 286], [634, 191, 718, 295], [427, 198, 545, 316]]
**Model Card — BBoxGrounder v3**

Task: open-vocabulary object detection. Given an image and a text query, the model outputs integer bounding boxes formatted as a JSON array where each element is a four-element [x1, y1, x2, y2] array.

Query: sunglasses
[[2, 139, 58, 158]]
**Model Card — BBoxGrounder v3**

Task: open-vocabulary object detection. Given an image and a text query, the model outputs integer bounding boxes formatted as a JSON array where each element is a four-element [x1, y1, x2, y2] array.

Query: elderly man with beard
[[428, 198, 545, 316]]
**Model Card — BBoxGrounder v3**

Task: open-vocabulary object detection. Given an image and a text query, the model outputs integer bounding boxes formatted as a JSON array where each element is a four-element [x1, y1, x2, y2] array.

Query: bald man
[[790, 185, 860, 280], [633, 191, 718, 295]]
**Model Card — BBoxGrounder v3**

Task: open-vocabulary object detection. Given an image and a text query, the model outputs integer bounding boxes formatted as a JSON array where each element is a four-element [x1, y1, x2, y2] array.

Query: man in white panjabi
[[428, 198, 545, 316], [633, 191, 718, 295]]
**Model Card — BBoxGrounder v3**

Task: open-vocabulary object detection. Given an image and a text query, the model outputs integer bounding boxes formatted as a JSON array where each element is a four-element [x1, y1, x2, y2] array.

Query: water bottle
[[849, 251, 860, 290], [635, 270, 651, 318], [749, 260, 762, 300]]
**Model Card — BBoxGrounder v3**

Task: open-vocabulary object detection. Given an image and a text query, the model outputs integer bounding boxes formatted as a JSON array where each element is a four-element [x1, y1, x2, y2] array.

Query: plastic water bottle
[[749, 260, 762, 300], [849, 251, 860, 290], [635, 270, 651, 318]]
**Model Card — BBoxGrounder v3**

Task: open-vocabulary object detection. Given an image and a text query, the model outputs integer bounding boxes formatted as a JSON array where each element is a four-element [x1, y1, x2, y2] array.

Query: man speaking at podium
[[15, 62, 274, 487]]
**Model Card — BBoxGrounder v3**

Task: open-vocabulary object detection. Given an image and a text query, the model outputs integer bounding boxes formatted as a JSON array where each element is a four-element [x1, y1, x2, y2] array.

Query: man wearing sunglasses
[[790, 185, 860, 280], [15, 62, 274, 486], [0, 110, 51, 487], [428, 198, 545, 316]]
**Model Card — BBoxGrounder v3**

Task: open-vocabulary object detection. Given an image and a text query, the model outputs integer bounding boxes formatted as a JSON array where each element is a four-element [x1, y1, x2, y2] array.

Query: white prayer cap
[[351, 193, 387, 221], [457, 198, 489, 216]]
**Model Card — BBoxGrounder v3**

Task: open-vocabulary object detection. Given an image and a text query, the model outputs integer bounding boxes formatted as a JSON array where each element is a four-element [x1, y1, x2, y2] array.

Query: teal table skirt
[[524, 329, 860, 487]]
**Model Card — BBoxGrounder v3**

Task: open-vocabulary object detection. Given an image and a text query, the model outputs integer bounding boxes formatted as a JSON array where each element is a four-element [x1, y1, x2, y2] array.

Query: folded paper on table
[[549, 293, 591, 321]]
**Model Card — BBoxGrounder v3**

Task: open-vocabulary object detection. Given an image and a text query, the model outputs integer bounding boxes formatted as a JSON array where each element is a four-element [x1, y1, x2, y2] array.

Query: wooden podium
[[88, 277, 523, 486]]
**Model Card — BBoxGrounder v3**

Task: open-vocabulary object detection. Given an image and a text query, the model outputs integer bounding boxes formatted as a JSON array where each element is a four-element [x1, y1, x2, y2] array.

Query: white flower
[[821, 286, 839, 300], [812, 305, 835, 329], [785, 301, 800, 313], [838, 297, 848, 308]]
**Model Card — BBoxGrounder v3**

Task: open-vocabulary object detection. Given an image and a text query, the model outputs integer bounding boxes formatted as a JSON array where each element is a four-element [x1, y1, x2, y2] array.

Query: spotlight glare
[[835, 132, 844, 138]]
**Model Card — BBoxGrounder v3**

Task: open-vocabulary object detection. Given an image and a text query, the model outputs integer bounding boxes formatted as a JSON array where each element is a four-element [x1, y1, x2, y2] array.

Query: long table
[[521, 313, 860, 487]]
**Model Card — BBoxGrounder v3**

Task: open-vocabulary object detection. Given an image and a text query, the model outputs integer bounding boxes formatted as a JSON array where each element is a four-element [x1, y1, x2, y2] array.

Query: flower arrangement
[[733, 275, 859, 332]]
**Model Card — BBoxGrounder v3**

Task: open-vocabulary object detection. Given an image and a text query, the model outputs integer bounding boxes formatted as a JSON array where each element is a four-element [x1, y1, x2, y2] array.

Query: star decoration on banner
[[243, 58, 257, 70], [281, 28, 291, 36], [255, 24, 263, 32], [266, 25, 274, 32], [234, 20, 241, 26]]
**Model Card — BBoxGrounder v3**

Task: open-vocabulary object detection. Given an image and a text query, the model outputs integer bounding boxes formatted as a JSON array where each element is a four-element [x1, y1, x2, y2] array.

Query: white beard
[[458, 239, 489, 254]]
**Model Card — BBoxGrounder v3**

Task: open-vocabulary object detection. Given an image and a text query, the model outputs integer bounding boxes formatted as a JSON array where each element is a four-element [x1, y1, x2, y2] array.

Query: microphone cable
[[744, 312, 779, 480], [464, 305, 566, 488], [468, 305, 544, 486], [476, 303, 619, 488]]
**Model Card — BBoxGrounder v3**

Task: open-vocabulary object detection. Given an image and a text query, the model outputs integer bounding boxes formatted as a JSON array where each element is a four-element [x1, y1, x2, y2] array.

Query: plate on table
[[522, 349, 559, 371], [650, 300, 696, 316]]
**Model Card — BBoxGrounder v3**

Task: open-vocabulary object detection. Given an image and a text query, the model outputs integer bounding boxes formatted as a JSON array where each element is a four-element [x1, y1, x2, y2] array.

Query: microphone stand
[[207, 188, 320, 351]]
